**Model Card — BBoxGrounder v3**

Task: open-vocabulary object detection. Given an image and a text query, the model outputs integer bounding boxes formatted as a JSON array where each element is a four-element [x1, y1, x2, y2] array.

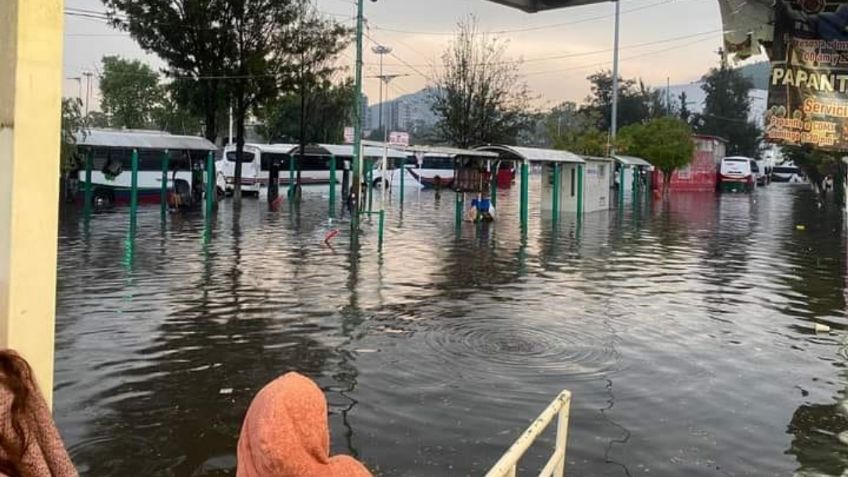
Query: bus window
[[262, 153, 290, 171], [227, 151, 255, 163]]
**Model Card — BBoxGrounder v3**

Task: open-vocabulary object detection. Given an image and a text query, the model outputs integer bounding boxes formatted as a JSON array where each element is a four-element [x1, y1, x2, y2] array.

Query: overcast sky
[[63, 0, 739, 111]]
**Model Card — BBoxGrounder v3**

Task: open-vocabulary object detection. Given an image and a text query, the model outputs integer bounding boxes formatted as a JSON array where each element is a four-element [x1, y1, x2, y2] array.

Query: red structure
[[653, 134, 727, 192]]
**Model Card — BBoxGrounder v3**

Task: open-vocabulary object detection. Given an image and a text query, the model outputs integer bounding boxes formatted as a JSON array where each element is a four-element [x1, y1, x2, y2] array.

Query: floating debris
[[796, 225, 806, 231], [814, 323, 831, 334], [219, 388, 234, 395]]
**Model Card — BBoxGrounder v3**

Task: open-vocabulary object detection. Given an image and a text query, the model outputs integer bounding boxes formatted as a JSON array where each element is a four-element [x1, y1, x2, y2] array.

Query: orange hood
[[236, 372, 373, 477]]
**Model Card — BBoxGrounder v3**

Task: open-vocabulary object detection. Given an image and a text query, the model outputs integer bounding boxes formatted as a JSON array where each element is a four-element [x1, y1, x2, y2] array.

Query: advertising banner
[[766, 0, 848, 150]]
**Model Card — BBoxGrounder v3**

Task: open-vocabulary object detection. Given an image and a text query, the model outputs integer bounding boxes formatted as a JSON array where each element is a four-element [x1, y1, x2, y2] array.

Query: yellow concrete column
[[0, 0, 64, 407]]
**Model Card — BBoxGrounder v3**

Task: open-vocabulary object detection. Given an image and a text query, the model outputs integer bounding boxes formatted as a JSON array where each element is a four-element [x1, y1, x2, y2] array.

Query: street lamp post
[[372, 45, 392, 135], [609, 0, 621, 155]]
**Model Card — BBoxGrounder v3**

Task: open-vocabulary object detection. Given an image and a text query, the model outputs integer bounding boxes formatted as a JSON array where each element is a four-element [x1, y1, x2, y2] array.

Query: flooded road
[[54, 183, 847, 476]]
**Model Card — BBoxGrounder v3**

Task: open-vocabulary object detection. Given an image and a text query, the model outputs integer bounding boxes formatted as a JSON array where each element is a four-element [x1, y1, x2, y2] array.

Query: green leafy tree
[[546, 102, 608, 155], [61, 98, 86, 173], [582, 71, 664, 132], [282, 2, 351, 189], [104, 0, 232, 142], [620, 117, 694, 197], [693, 63, 761, 157], [783, 146, 842, 201], [256, 78, 354, 144], [678, 91, 692, 123], [99, 56, 163, 129], [151, 85, 204, 135], [431, 15, 532, 148]]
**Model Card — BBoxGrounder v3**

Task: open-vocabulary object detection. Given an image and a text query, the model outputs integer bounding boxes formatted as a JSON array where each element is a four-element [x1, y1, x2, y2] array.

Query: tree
[[61, 98, 86, 173], [104, 0, 233, 143], [783, 146, 842, 200], [284, 2, 351, 190], [693, 63, 762, 157], [678, 91, 692, 123], [256, 78, 354, 144], [620, 117, 694, 197], [545, 102, 608, 155], [151, 84, 204, 135], [99, 56, 163, 129], [431, 15, 532, 148], [582, 71, 663, 132]]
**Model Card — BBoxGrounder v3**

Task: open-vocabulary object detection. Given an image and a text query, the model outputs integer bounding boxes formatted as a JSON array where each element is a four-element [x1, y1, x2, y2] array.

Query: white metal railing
[[485, 390, 572, 477]]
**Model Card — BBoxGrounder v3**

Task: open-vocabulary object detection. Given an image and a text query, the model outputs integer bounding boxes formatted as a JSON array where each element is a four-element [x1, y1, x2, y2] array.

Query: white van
[[719, 156, 756, 192]]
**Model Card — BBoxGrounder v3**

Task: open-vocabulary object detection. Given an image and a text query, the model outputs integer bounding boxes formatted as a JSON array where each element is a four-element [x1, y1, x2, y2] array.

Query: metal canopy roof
[[485, 0, 600, 13], [612, 155, 652, 167], [582, 155, 614, 163], [476, 145, 585, 164], [404, 145, 498, 158], [76, 129, 217, 151], [320, 144, 407, 160]]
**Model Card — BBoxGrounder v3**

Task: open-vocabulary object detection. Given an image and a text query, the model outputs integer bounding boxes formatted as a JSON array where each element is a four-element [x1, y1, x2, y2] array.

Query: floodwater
[[54, 182, 847, 477]]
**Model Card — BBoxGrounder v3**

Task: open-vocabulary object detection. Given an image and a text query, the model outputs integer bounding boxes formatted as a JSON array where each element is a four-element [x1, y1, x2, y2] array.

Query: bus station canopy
[[476, 145, 585, 164], [76, 128, 217, 151], [612, 155, 652, 168], [403, 145, 499, 158], [319, 144, 408, 160]]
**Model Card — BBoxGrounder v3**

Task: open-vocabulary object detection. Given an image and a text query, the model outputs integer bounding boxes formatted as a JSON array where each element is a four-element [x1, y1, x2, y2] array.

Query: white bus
[[72, 129, 219, 208], [219, 143, 407, 196]]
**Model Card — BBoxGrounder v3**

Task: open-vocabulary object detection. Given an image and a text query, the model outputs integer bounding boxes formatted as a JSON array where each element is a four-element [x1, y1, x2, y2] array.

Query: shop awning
[[612, 155, 652, 167], [476, 145, 585, 163]]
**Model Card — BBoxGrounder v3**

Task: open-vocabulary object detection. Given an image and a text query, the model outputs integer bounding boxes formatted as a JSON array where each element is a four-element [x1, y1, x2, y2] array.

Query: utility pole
[[82, 71, 94, 115], [351, 0, 365, 230], [372, 45, 392, 135], [609, 0, 621, 155]]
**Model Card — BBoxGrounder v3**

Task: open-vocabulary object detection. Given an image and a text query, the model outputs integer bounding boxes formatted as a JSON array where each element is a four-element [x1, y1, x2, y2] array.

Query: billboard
[[766, 0, 848, 150]]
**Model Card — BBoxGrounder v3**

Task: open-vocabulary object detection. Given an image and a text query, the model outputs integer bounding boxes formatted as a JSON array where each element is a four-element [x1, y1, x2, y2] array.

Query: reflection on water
[[54, 184, 847, 476]]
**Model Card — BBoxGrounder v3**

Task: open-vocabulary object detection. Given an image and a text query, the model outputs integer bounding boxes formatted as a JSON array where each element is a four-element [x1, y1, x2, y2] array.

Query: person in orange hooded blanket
[[236, 372, 373, 477]]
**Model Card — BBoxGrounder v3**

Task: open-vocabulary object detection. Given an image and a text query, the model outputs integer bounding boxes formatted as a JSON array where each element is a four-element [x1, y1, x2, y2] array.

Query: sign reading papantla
[[766, 0, 848, 150]]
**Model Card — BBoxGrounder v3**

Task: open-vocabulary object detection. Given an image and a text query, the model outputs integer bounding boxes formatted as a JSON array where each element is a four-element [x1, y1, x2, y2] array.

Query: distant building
[[368, 88, 438, 134]]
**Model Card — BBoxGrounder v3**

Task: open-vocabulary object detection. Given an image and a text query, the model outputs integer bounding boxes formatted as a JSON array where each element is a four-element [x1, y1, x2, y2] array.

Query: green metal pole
[[205, 151, 215, 220], [520, 161, 529, 230], [160, 150, 170, 218], [129, 148, 139, 234], [329, 155, 337, 218], [83, 149, 93, 213], [552, 163, 560, 221], [378, 209, 385, 250], [577, 164, 585, 215], [619, 165, 625, 207], [399, 158, 405, 208], [365, 161, 374, 213], [455, 191, 463, 229], [288, 153, 295, 199], [490, 163, 498, 208], [351, 0, 365, 231]]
